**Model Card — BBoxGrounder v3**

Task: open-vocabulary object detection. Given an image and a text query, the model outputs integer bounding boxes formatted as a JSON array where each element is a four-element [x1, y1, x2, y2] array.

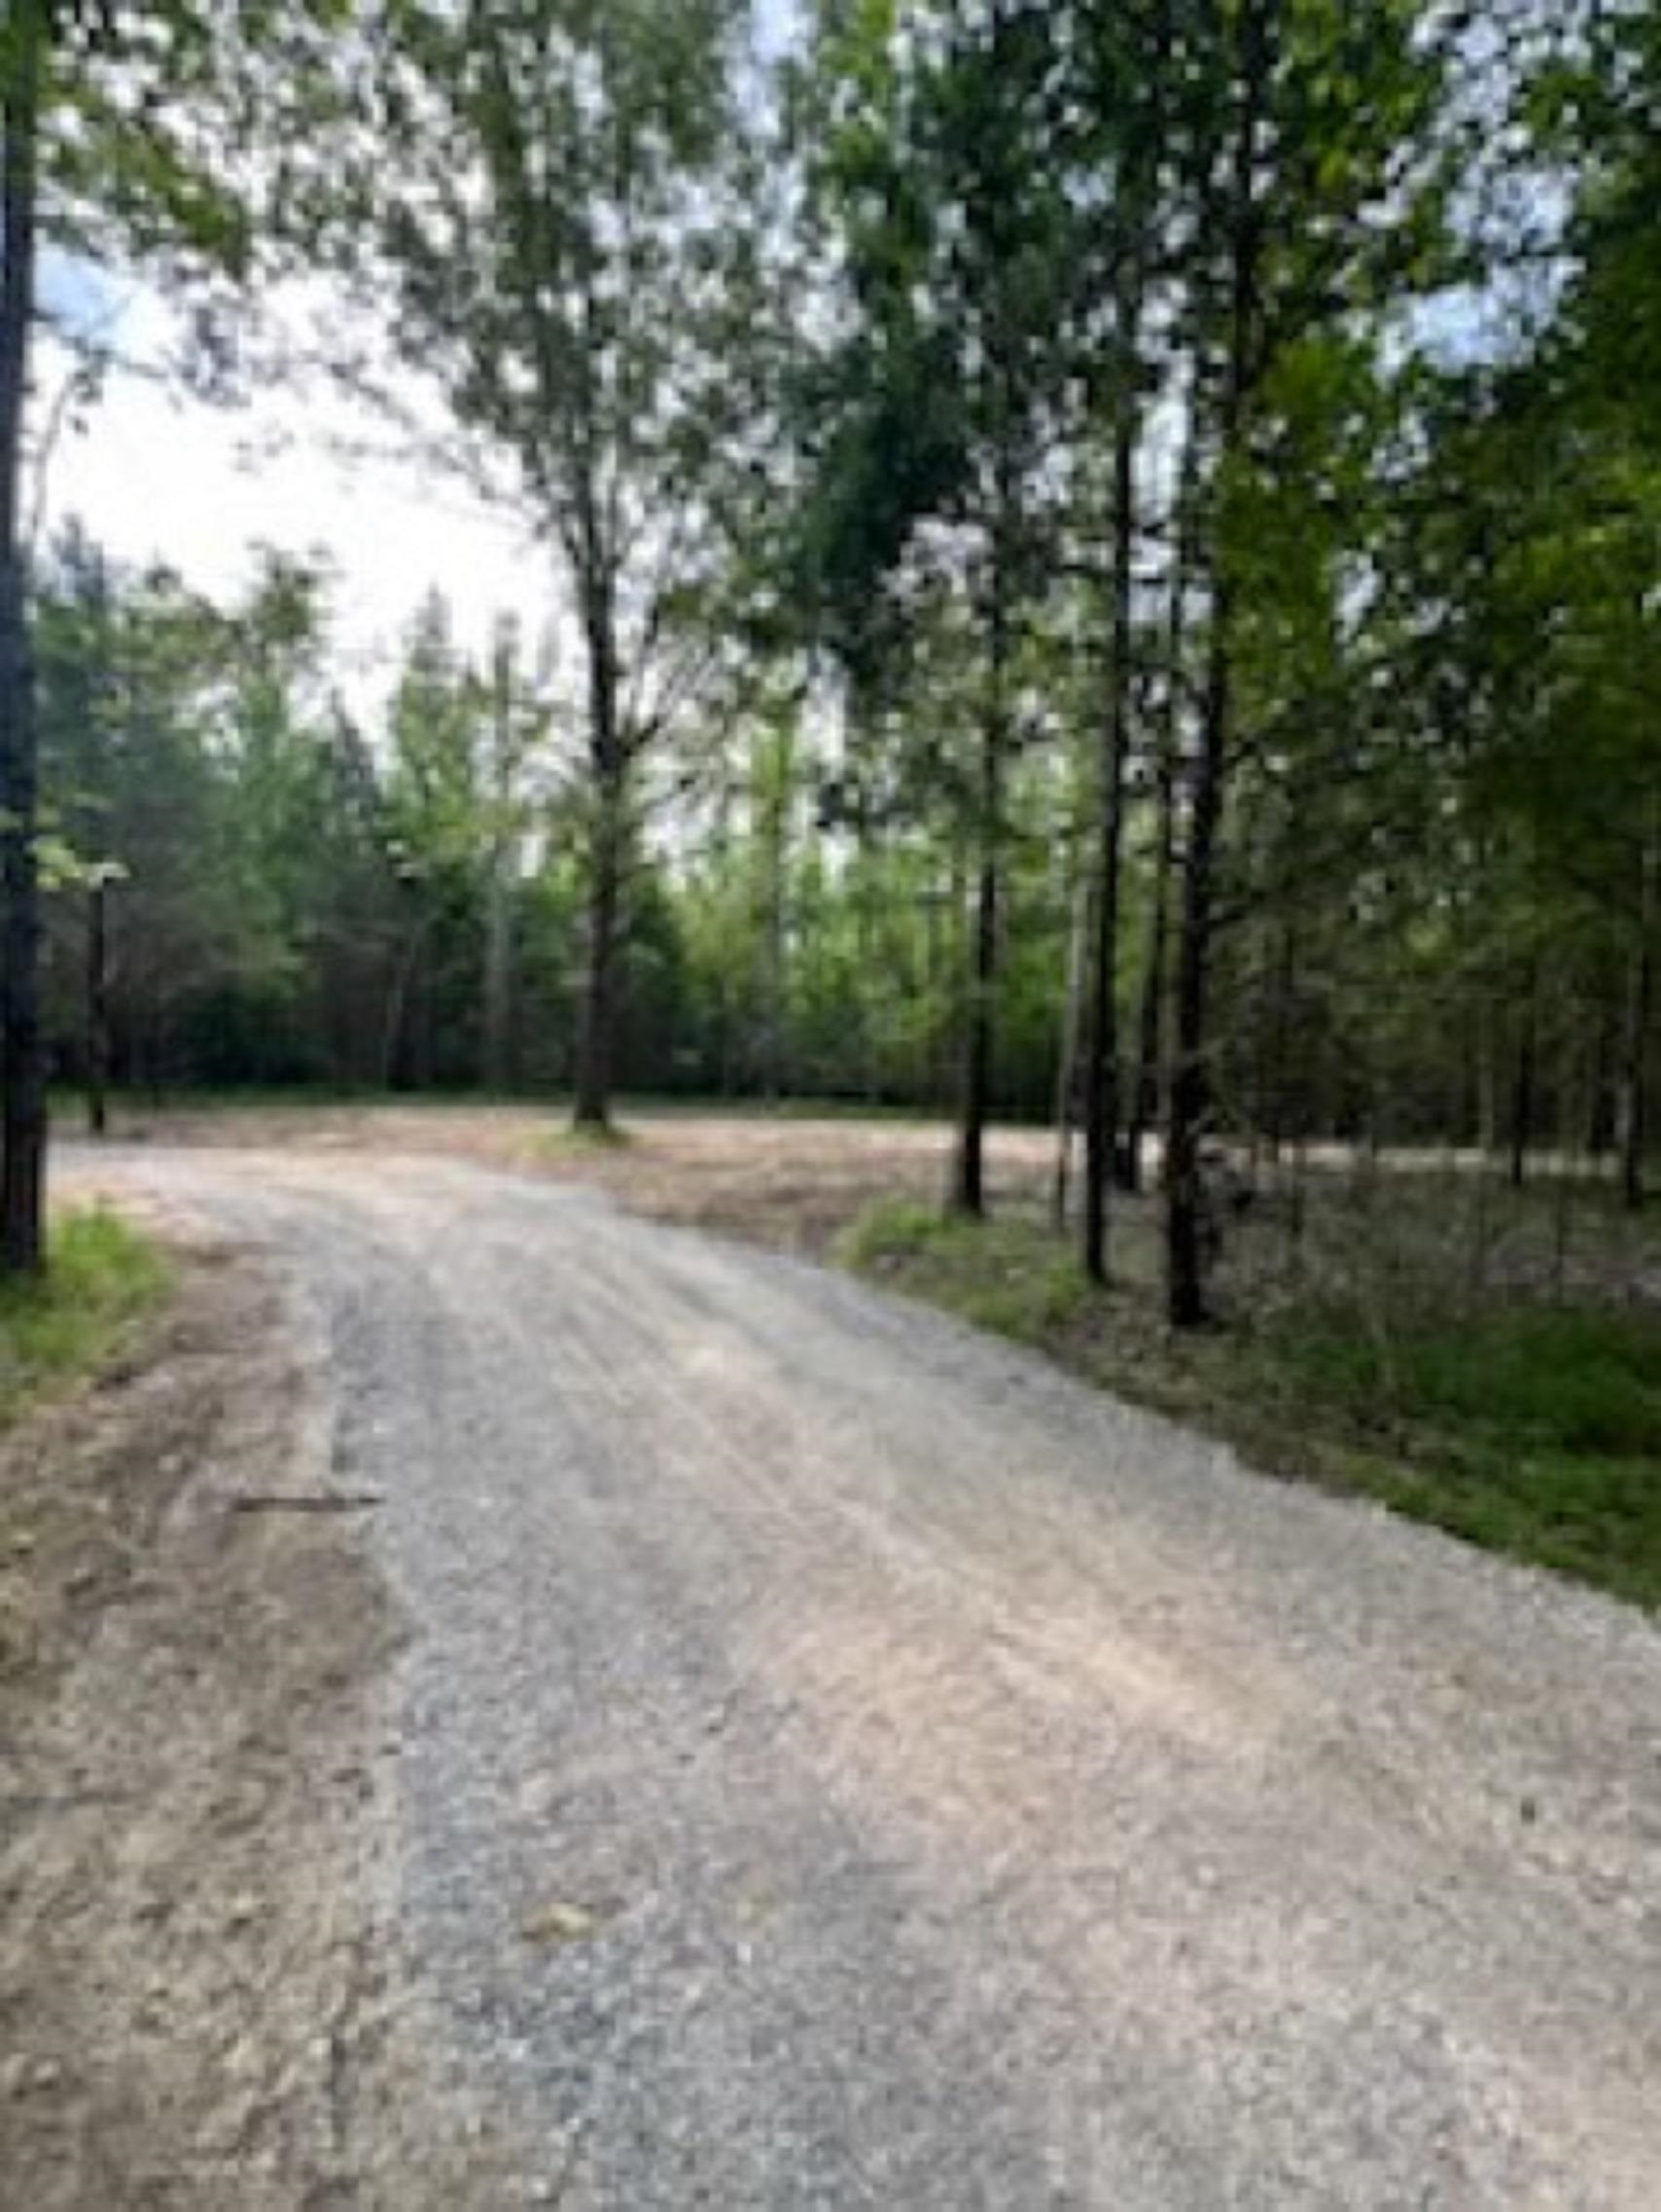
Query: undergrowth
[[0, 1210, 170, 1426], [840, 1197, 1661, 1611]]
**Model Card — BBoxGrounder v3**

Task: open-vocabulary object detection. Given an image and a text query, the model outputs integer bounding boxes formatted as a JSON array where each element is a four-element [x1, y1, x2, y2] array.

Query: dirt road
[[45, 1146, 1661, 2208]]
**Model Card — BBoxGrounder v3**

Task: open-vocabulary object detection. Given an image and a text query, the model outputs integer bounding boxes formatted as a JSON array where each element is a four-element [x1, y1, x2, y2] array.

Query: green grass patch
[[0, 1210, 170, 1426], [839, 1201, 1094, 1343], [840, 1198, 1661, 1611]]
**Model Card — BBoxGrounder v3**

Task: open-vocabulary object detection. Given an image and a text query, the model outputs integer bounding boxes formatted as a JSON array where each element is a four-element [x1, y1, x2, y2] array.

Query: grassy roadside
[[840, 1201, 1661, 1612], [0, 1210, 171, 1428]]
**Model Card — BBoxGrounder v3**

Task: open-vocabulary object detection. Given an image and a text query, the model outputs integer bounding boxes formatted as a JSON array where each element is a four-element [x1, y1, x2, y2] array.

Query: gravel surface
[[67, 1146, 1661, 2209]]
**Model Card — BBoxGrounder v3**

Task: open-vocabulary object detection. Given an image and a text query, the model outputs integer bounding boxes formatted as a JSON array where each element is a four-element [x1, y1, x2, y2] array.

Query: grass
[[0, 1210, 171, 1427], [536, 1119, 637, 1156], [840, 1198, 1661, 1612]]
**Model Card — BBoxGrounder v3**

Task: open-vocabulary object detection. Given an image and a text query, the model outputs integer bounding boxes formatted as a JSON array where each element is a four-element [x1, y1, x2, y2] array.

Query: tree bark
[[952, 737, 1000, 1217], [87, 877, 111, 1138], [1166, 0, 1265, 1330], [1126, 415, 1196, 1199], [1081, 384, 1138, 1282], [1508, 957, 1538, 1192], [952, 571, 1007, 1218], [482, 860, 513, 1093], [574, 563, 623, 1131], [481, 639, 517, 1093], [1619, 819, 1657, 1211], [1052, 875, 1089, 1232], [0, 0, 45, 1272]]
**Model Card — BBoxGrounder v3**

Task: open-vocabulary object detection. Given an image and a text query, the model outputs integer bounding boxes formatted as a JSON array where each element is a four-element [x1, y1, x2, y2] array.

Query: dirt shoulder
[[0, 1225, 520, 2210]]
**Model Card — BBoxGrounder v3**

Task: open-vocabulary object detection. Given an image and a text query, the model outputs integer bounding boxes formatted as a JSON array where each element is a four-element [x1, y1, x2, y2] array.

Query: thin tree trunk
[[0, 0, 45, 1272], [380, 913, 431, 1091], [1619, 816, 1657, 1211], [952, 750, 1000, 1217], [1176, 4, 1264, 1327], [1082, 383, 1138, 1282], [482, 860, 513, 1093], [1126, 749, 1174, 1198], [575, 563, 622, 1132], [1508, 956, 1538, 1192], [1126, 417, 1196, 1200], [1167, 592, 1230, 1328], [760, 734, 790, 1107], [1167, 0, 1265, 1330], [576, 774, 621, 1128], [87, 877, 111, 1138], [1052, 875, 1089, 1232], [1476, 996, 1499, 1157], [952, 572, 1008, 1218]]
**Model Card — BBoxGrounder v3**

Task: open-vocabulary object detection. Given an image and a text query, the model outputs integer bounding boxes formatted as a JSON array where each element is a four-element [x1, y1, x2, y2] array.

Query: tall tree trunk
[[1082, 383, 1138, 1282], [952, 738, 1000, 1217], [1052, 875, 1089, 1232], [1476, 996, 1500, 1156], [760, 739, 790, 1107], [574, 567, 622, 1131], [480, 642, 516, 1093], [952, 571, 1008, 1218], [0, 0, 44, 1272], [1126, 414, 1196, 1199], [1125, 758, 1173, 1199], [87, 877, 111, 1138], [1619, 817, 1657, 1211], [1167, 589, 1231, 1328], [1167, 1, 1265, 1330], [482, 859, 513, 1093], [381, 912, 431, 1091], [576, 769, 621, 1128], [1508, 957, 1538, 1192]]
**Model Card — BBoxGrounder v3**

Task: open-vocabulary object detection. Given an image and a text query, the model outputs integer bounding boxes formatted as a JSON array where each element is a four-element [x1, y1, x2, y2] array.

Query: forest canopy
[[1, 0, 1656, 1330]]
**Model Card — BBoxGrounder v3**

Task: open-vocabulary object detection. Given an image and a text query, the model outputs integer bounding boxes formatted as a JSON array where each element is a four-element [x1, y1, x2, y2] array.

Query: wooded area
[[2, 0, 1657, 1334]]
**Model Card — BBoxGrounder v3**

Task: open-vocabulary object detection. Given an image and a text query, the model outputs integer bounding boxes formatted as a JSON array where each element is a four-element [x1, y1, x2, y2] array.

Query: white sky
[[36, 267, 555, 714], [36, 0, 801, 719]]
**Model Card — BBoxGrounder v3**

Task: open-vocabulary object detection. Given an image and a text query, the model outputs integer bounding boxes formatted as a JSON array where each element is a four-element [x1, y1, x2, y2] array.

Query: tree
[[1, 0, 47, 1267], [794, 0, 1079, 1213], [1, 0, 353, 1270], [372, 0, 765, 1130], [1158, 0, 1449, 1326]]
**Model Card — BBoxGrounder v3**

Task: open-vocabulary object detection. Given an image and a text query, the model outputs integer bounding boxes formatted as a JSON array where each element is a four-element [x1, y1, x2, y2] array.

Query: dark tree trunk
[[482, 862, 513, 1093], [1619, 823, 1657, 1211], [575, 775, 621, 1128], [381, 912, 430, 1091], [1166, 0, 1265, 1330], [1125, 777, 1172, 1199], [1052, 876, 1089, 1232], [1126, 423, 1196, 1200], [574, 568, 623, 1132], [761, 778, 788, 1107], [1167, 591, 1230, 1329], [952, 581, 1007, 1218], [1263, 916, 1296, 1166], [0, 0, 44, 1273], [1082, 391, 1137, 1282], [952, 752, 1000, 1217], [87, 877, 111, 1138], [1508, 959, 1538, 1192]]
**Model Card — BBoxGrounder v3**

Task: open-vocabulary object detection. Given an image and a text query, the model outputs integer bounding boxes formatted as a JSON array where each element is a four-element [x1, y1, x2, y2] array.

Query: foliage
[[0, 1206, 168, 1423], [842, 1191, 1661, 1610]]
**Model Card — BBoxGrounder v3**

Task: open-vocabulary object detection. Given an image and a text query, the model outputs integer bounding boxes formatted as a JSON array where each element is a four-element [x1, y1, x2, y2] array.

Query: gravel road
[[68, 1147, 1661, 2209]]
